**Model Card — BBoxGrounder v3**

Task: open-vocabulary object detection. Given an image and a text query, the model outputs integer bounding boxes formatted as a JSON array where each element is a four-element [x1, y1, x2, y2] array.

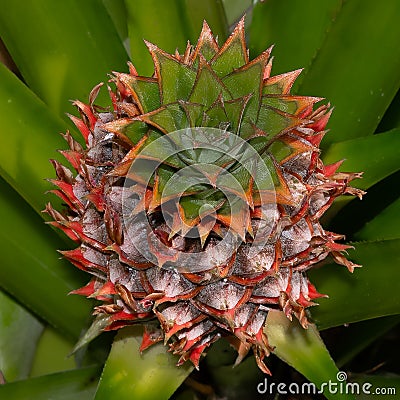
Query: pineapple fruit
[[45, 18, 363, 374]]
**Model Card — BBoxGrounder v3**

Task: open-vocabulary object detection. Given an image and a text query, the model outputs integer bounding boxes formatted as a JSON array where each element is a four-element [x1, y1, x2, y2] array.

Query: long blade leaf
[[102, 0, 128, 45], [0, 62, 68, 215], [321, 128, 400, 219], [354, 196, 400, 241], [30, 327, 77, 377], [0, 0, 128, 117], [298, 0, 400, 146], [94, 326, 193, 400], [323, 128, 400, 191], [330, 316, 400, 368], [309, 240, 400, 330], [250, 0, 342, 75], [0, 290, 43, 382], [265, 310, 355, 400], [222, 0, 252, 27], [0, 179, 92, 341], [0, 366, 100, 400]]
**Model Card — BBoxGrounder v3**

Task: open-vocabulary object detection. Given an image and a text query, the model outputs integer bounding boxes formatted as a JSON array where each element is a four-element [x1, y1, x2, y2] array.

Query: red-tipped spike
[[128, 61, 138, 76], [308, 107, 332, 132], [59, 150, 82, 171], [140, 325, 164, 352], [264, 68, 303, 94], [95, 280, 116, 296], [72, 100, 97, 130], [85, 188, 105, 212], [307, 281, 328, 300], [67, 114, 91, 144], [69, 279, 97, 297], [89, 83, 103, 106]]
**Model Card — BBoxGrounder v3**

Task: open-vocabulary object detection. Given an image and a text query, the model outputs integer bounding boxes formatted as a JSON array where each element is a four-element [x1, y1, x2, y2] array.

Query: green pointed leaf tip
[[117, 73, 161, 113], [71, 314, 111, 355], [95, 326, 193, 400], [205, 100, 230, 127], [223, 56, 265, 127], [211, 18, 247, 76], [257, 106, 300, 138], [150, 46, 197, 104], [143, 103, 188, 133], [189, 61, 231, 107]]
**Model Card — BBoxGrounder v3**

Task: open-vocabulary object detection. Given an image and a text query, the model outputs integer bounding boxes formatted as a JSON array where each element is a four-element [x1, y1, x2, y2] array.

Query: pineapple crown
[[100, 18, 335, 262]]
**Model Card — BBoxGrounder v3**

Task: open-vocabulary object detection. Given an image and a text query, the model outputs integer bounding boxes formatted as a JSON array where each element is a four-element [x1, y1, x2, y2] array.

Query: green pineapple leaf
[[0, 366, 100, 400], [331, 315, 400, 368], [323, 128, 400, 191], [265, 310, 356, 400], [0, 0, 127, 118], [0, 63, 68, 215], [250, 0, 342, 76], [94, 326, 193, 400], [322, 128, 400, 220], [298, 0, 400, 147], [0, 290, 43, 382], [0, 179, 91, 340], [310, 240, 400, 329], [354, 197, 400, 241]]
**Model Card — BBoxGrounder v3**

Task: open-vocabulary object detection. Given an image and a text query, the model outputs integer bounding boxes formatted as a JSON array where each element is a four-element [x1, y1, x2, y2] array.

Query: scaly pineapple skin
[[45, 18, 363, 373]]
